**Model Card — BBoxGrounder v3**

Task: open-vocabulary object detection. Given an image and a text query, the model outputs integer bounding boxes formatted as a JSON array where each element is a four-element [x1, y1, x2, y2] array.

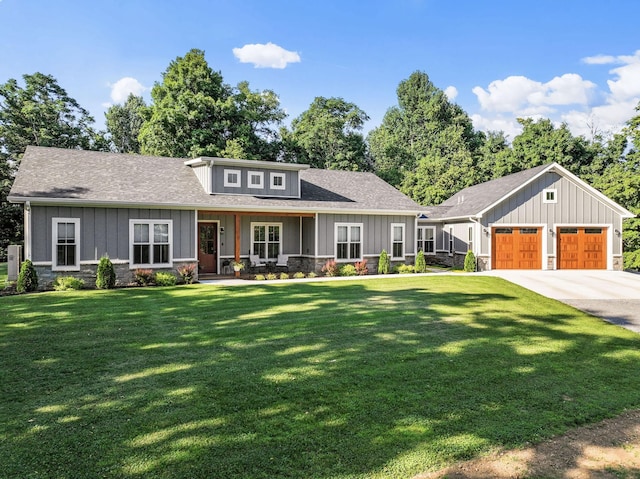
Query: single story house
[[7, 147, 635, 286]]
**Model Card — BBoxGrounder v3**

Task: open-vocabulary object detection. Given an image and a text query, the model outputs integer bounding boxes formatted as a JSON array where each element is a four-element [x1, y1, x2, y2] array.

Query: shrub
[[395, 264, 415, 274], [133, 268, 154, 286], [293, 271, 306, 279], [266, 273, 278, 280], [355, 259, 368, 275], [155, 271, 177, 286], [339, 264, 357, 276], [322, 259, 339, 277], [307, 272, 318, 278], [16, 260, 38, 293], [377, 250, 390, 274], [279, 272, 290, 280], [464, 250, 476, 272], [177, 264, 196, 284], [95, 255, 116, 289], [415, 250, 427, 273], [53, 276, 85, 291], [254, 274, 266, 280]]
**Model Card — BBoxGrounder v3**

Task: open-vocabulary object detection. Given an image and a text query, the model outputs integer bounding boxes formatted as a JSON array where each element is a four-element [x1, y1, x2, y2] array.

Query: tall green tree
[[0, 72, 105, 260], [281, 97, 370, 170], [139, 49, 285, 160], [105, 93, 146, 153], [368, 71, 482, 193]]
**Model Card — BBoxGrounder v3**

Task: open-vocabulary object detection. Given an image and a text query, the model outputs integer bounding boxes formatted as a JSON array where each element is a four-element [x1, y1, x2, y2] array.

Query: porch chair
[[276, 254, 289, 271], [249, 254, 266, 272]]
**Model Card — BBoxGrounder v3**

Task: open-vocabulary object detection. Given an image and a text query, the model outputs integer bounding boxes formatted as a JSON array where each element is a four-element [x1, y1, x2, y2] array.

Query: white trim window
[[248, 171, 264, 189], [335, 223, 362, 261], [468, 226, 473, 252], [543, 188, 557, 204], [417, 226, 435, 254], [391, 223, 405, 259], [52, 218, 80, 271], [270, 172, 286, 190], [224, 169, 241, 188], [130, 220, 173, 267], [252, 222, 282, 260]]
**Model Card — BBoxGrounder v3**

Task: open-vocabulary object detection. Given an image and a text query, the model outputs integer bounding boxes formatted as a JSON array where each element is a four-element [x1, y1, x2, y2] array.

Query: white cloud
[[232, 42, 301, 69], [582, 54, 617, 65], [444, 86, 458, 101], [607, 61, 640, 102], [108, 77, 146, 104]]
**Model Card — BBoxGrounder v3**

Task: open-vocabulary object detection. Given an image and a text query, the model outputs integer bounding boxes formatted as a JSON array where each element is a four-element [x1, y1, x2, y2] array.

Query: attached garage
[[492, 227, 542, 269], [557, 227, 607, 269]]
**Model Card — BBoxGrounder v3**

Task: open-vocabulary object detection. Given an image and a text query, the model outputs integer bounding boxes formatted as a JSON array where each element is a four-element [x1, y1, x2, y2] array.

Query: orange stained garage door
[[492, 227, 542, 269], [557, 227, 607, 269]]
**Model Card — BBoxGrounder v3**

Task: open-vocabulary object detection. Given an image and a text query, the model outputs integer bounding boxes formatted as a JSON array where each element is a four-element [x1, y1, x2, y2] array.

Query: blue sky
[[1, 0, 639, 141]]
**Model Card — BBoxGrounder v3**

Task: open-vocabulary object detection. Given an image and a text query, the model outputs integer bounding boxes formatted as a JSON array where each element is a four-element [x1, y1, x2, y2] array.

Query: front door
[[198, 223, 218, 274]]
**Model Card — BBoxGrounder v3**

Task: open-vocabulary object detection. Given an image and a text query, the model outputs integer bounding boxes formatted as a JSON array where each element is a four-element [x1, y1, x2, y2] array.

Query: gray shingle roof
[[426, 164, 551, 219], [9, 146, 423, 214]]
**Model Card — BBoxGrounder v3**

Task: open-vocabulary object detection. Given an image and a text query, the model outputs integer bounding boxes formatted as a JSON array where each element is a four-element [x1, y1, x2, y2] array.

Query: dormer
[[185, 157, 310, 198]]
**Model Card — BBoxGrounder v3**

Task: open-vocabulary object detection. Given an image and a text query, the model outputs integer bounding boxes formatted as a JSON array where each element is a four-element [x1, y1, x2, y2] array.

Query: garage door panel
[[558, 227, 606, 269], [492, 227, 541, 270]]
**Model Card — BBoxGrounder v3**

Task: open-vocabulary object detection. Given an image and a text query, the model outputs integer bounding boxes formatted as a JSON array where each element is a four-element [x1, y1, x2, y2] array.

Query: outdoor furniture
[[221, 259, 232, 275], [276, 254, 289, 271], [249, 255, 266, 272]]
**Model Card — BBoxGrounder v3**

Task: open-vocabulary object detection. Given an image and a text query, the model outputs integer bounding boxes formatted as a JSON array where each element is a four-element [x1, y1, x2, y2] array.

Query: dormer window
[[270, 172, 286, 190], [248, 171, 264, 189], [543, 188, 557, 203], [224, 169, 241, 188]]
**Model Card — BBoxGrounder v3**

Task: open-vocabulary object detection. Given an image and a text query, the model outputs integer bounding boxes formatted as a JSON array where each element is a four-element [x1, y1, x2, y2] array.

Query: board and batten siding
[[30, 206, 195, 263], [191, 163, 211, 194], [481, 172, 623, 255], [211, 165, 299, 197], [316, 213, 416, 258]]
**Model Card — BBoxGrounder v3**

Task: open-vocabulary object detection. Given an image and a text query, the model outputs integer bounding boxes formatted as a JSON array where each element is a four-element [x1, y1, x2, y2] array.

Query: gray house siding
[[302, 216, 315, 256], [31, 205, 195, 263], [191, 164, 212, 194], [316, 213, 416, 258], [211, 165, 299, 197], [482, 172, 622, 256]]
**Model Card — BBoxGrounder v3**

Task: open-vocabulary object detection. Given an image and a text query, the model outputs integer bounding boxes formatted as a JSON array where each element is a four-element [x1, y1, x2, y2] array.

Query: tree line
[[1, 48, 639, 266]]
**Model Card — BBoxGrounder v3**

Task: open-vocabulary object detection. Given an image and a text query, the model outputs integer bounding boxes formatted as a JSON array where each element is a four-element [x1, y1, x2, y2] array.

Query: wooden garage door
[[492, 227, 542, 269], [557, 227, 607, 269]]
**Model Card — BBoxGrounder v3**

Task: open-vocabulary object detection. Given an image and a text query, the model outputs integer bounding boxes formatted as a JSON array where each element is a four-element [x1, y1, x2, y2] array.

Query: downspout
[[24, 201, 31, 260]]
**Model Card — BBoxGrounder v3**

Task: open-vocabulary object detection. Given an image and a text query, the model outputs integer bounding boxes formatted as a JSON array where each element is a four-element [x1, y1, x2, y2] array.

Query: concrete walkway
[[485, 270, 640, 333]]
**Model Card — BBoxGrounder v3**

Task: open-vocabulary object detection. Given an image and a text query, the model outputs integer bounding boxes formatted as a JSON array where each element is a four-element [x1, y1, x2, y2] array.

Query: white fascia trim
[[193, 157, 310, 171]]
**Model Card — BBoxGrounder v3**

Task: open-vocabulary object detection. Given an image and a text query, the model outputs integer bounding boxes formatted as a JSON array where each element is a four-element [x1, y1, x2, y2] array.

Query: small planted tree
[[16, 259, 38, 293], [415, 250, 426, 273], [464, 250, 476, 272], [378, 250, 390, 274], [96, 255, 116, 289]]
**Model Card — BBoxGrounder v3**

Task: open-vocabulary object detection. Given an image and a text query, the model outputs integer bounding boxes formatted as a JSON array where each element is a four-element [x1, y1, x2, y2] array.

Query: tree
[[281, 97, 370, 170], [368, 71, 482, 194], [0, 73, 105, 260], [105, 93, 146, 153], [139, 49, 285, 160]]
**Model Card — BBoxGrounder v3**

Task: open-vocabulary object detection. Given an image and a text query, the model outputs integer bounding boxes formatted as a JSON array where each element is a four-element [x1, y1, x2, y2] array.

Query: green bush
[[624, 250, 640, 270], [378, 250, 390, 274], [95, 255, 116, 289], [53, 276, 85, 291], [415, 250, 426, 273], [155, 272, 177, 286], [307, 272, 317, 278], [464, 250, 476, 272], [177, 264, 196, 284], [266, 273, 278, 280], [339, 264, 357, 276], [133, 268, 154, 286], [279, 272, 290, 280], [16, 260, 38, 293], [254, 274, 266, 280], [293, 271, 306, 279], [394, 264, 415, 274], [355, 259, 368, 275]]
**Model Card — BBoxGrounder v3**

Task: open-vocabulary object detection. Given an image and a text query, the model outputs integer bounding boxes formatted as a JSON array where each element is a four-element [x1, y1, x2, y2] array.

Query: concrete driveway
[[485, 270, 640, 333]]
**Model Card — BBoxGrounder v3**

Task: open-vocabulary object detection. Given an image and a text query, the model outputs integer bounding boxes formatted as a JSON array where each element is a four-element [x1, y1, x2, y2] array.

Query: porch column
[[235, 214, 241, 277]]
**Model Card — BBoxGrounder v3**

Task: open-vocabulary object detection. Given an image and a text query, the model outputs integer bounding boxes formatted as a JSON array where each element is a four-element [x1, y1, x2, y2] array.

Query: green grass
[[0, 262, 7, 286], [2, 276, 640, 478]]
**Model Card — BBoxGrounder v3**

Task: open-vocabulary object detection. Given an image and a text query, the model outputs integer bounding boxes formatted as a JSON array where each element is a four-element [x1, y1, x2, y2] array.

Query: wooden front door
[[557, 227, 606, 269], [492, 227, 542, 269], [198, 223, 218, 274]]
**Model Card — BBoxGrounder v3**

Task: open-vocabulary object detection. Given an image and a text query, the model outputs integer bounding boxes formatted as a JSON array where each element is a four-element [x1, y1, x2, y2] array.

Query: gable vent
[[457, 195, 465, 204]]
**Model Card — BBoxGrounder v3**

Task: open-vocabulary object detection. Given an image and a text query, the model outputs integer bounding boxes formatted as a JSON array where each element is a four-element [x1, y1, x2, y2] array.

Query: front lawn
[[2, 276, 640, 478]]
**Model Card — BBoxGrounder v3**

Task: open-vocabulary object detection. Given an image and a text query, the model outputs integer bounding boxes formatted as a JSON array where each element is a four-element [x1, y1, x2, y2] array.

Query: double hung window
[[252, 223, 281, 260], [52, 218, 80, 271], [391, 224, 405, 259], [417, 226, 435, 254], [130, 220, 172, 267], [336, 223, 362, 261]]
